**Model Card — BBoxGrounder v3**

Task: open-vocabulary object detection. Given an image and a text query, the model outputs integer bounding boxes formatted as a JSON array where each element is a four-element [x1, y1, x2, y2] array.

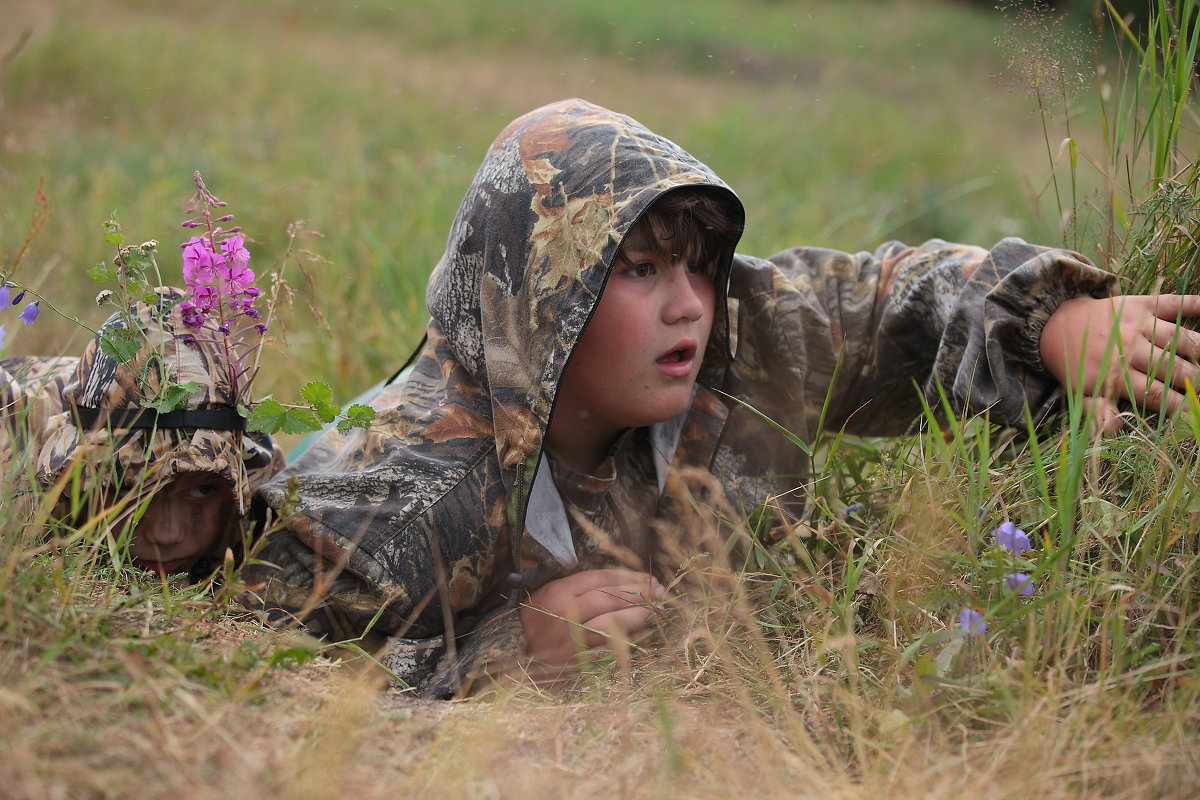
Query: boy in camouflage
[[1, 288, 283, 579], [250, 99, 1200, 697]]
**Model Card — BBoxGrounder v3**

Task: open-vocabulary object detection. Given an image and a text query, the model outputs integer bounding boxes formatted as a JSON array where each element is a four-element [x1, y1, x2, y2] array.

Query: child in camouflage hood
[[250, 99, 1200, 697], [0, 288, 284, 579]]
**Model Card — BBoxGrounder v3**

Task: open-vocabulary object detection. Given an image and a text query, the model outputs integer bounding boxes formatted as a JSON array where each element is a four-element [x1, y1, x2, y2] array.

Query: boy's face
[[550, 226, 716, 467], [129, 472, 234, 573]]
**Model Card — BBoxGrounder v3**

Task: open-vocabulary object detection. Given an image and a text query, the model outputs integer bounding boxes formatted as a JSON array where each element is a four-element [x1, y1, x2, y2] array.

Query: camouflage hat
[[36, 287, 282, 515]]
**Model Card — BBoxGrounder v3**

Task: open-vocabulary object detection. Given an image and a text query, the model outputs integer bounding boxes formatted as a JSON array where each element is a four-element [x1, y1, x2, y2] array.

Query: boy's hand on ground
[[519, 569, 666, 670], [1041, 294, 1200, 428]]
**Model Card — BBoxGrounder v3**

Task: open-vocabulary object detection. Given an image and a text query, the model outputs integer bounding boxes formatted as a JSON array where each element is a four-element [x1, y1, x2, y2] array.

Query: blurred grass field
[[4, 1, 1200, 798]]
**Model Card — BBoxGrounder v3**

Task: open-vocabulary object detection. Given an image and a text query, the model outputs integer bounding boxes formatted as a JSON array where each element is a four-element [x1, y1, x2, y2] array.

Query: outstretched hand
[[1040, 294, 1200, 433], [519, 568, 666, 672]]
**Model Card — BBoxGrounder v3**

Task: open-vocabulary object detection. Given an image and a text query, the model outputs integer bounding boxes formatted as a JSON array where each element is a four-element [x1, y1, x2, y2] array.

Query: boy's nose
[[139, 506, 187, 547], [662, 268, 706, 323]]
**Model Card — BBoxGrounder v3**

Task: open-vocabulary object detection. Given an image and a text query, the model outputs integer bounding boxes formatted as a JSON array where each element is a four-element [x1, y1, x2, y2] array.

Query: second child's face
[[129, 472, 234, 574], [550, 230, 716, 466]]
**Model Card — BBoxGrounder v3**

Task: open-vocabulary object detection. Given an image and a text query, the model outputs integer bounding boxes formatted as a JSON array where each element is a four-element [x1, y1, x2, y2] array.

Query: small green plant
[[79, 171, 378, 436]]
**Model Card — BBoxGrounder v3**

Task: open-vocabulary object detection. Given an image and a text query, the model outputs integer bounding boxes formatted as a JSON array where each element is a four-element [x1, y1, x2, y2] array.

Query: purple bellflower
[[992, 521, 1031, 554], [959, 607, 987, 638], [19, 302, 40, 326], [1006, 573, 1035, 596]]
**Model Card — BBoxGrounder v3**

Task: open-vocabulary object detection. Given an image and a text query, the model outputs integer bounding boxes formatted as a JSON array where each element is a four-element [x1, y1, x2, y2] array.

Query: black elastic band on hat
[[74, 406, 247, 431]]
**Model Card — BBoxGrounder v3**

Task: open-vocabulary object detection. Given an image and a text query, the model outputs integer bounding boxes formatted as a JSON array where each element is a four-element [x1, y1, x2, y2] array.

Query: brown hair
[[618, 188, 743, 279]]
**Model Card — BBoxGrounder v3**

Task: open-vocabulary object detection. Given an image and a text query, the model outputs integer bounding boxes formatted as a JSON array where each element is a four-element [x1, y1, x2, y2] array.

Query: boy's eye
[[627, 262, 654, 278], [686, 261, 708, 275], [186, 482, 220, 500]]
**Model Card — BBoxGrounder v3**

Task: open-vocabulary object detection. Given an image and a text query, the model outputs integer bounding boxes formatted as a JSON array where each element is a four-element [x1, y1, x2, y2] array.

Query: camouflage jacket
[[249, 99, 1115, 697]]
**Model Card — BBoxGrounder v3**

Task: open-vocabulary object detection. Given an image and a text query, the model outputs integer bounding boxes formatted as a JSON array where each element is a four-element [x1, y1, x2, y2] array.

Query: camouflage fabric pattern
[[250, 98, 1115, 697], [1, 288, 283, 521]]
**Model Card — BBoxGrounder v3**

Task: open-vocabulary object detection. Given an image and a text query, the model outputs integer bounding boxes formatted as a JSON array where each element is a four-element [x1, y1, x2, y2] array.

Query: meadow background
[[2, 0, 1199, 797]]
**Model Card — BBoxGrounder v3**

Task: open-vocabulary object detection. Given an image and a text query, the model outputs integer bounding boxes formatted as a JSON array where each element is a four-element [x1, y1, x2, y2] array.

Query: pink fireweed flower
[[195, 284, 222, 311], [221, 234, 249, 265], [179, 233, 260, 330], [179, 300, 205, 329], [180, 169, 269, 411], [181, 236, 223, 285]]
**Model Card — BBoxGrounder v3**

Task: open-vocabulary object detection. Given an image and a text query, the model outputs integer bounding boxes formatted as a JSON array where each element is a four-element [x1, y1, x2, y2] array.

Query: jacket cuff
[[399, 605, 525, 699], [989, 239, 1116, 377]]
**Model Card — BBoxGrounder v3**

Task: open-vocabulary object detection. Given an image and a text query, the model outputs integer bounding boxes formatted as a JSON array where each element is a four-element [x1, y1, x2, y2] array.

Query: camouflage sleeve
[[254, 522, 525, 699], [0, 357, 77, 462], [381, 604, 525, 699], [249, 414, 525, 698], [745, 237, 1115, 435]]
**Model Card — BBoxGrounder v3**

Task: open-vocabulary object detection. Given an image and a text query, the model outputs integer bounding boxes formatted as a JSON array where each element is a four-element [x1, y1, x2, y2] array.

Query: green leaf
[[103, 216, 125, 246], [300, 381, 334, 407], [88, 262, 118, 283], [247, 398, 287, 433], [283, 407, 322, 434], [144, 380, 201, 414], [299, 381, 340, 423], [336, 403, 376, 434], [98, 328, 142, 362], [313, 403, 337, 424], [247, 399, 322, 435], [249, 398, 289, 434], [934, 636, 965, 677]]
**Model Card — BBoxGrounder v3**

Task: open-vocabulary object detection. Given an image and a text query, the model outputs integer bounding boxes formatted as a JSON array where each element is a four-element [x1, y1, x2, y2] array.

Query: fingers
[[577, 605, 659, 649], [520, 571, 669, 670], [541, 568, 659, 597], [1126, 338, 1200, 393], [1130, 374, 1185, 415], [572, 578, 664, 622], [1146, 315, 1200, 363], [1148, 293, 1200, 323], [529, 570, 663, 620], [1080, 396, 1124, 435]]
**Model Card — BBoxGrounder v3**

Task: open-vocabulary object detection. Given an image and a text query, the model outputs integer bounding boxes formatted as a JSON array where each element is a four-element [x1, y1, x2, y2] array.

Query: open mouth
[[655, 341, 699, 377], [656, 343, 697, 364]]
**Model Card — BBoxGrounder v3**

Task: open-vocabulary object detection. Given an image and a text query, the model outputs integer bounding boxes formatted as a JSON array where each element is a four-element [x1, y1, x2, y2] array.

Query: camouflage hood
[[35, 288, 282, 515], [254, 99, 743, 639], [426, 98, 745, 535]]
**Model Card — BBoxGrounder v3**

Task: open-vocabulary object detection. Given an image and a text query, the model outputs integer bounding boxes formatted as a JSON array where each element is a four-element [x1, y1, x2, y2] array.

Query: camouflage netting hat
[[36, 287, 282, 515]]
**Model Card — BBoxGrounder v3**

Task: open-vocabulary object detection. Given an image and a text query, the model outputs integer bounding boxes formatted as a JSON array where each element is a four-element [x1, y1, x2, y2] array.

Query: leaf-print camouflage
[[1, 287, 283, 544], [249, 99, 1115, 698]]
